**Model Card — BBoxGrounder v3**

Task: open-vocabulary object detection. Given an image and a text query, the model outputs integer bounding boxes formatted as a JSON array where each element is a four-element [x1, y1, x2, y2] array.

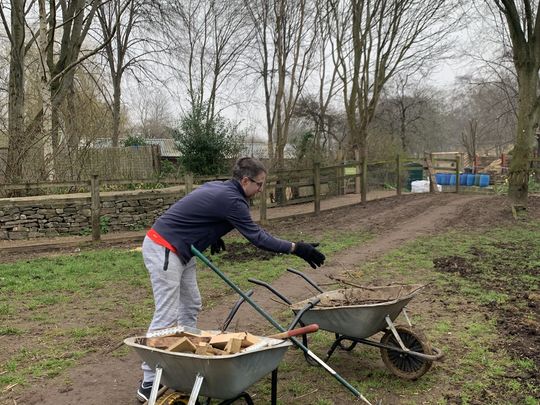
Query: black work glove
[[210, 238, 226, 255], [293, 242, 325, 269]]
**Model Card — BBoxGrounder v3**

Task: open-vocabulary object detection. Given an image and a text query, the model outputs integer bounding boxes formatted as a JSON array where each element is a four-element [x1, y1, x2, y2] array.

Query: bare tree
[[97, 0, 169, 146], [491, 0, 540, 206], [2, 0, 121, 182], [246, 0, 319, 169], [1, 0, 26, 183], [375, 72, 435, 154], [171, 0, 253, 120], [328, 0, 456, 201]]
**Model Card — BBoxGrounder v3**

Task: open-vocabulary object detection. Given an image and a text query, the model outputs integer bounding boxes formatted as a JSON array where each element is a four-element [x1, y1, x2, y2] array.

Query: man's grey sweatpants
[[141, 236, 202, 383]]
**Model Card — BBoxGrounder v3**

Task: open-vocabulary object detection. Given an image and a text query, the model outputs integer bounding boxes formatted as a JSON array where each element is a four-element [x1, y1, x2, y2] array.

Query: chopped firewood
[[224, 337, 243, 354], [167, 337, 197, 353], [242, 333, 261, 347], [209, 332, 246, 349], [146, 336, 184, 349], [189, 336, 212, 345], [210, 347, 228, 356], [195, 343, 212, 355]]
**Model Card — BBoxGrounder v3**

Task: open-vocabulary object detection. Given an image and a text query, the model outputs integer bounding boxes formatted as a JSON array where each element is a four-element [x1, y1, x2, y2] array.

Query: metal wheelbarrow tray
[[289, 284, 423, 338], [249, 270, 443, 380], [125, 334, 292, 401]]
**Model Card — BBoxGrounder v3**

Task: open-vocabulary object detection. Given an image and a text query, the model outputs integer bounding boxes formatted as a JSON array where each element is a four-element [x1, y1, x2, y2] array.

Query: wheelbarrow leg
[[401, 307, 412, 327], [271, 368, 278, 405], [385, 315, 409, 352], [188, 373, 204, 405], [148, 365, 163, 405]]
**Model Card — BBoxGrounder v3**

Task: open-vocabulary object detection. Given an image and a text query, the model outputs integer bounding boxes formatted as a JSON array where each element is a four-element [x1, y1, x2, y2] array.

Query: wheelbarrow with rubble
[[248, 268, 444, 380]]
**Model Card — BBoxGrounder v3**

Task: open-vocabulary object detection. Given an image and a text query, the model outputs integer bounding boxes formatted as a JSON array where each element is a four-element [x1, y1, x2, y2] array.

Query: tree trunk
[[509, 67, 537, 206], [6, 0, 26, 184], [112, 78, 121, 147]]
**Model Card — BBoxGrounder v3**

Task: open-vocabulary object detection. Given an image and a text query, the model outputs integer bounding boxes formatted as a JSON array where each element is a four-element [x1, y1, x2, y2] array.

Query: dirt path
[[10, 193, 510, 405]]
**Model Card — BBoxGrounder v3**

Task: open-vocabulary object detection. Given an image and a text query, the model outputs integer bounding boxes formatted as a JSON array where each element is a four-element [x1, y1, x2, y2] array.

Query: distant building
[[91, 138, 181, 160], [242, 138, 295, 160]]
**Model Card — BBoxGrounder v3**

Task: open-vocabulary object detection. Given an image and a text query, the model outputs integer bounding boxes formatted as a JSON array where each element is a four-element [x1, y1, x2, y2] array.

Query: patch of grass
[[1, 220, 538, 404], [0, 326, 24, 335]]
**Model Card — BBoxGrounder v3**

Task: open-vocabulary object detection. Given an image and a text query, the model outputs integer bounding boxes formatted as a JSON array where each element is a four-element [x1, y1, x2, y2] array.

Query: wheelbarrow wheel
[[379, 325, 433, 380], [156, 392, 198, 405]]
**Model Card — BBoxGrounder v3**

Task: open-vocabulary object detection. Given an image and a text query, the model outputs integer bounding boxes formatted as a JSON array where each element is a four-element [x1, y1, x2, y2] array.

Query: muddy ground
[[1, 192, 539, 404]]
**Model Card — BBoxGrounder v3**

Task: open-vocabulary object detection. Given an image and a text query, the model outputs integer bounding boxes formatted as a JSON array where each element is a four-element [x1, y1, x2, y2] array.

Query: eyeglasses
[[248, 177, 264, 189]]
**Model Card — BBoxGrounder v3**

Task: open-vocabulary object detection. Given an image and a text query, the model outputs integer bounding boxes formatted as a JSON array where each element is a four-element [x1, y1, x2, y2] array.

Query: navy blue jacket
[[152, 179, 292, 263]]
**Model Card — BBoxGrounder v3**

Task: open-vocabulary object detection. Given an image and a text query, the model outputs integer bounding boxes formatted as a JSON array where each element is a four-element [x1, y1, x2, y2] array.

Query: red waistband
[[146, 229, 177, 253]]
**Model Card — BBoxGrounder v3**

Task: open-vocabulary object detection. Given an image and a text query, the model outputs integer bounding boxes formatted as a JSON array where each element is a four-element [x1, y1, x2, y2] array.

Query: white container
[[411, 180, 441, 193]]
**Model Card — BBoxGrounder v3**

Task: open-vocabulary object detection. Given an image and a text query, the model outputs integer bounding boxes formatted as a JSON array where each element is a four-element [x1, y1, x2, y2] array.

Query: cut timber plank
[[210, 347, 228, 356], [242, 333, 261, 347], [167, 337, 197, 353], [146, 336, 183, 349], [224, 338, 243, 354], [209, 332, 246, 349], [195, 343, 213, 355]]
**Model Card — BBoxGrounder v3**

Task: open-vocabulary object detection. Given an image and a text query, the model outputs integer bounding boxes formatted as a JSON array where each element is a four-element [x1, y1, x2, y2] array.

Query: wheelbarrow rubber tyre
[[379, 325, 433, 380], [155, 392, 195, 405]]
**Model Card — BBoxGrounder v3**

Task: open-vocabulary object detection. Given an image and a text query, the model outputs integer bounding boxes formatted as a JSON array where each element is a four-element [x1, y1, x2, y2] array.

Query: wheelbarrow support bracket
[[188, 373, 204, 405], [385, 315, 410, 352], [401, 307, 412, 327], [148, 365, 163, 405]]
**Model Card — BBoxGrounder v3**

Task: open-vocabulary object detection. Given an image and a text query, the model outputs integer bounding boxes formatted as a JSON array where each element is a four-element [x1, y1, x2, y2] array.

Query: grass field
[[0, 222, 538, 404]]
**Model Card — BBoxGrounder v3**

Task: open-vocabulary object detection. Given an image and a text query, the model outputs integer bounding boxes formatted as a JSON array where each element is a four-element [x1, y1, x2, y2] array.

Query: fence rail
[[3, 154, 530, 242]]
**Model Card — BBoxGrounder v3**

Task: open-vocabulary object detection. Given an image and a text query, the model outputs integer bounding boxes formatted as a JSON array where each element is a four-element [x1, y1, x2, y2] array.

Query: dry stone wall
[[0, 187, 184, 240]]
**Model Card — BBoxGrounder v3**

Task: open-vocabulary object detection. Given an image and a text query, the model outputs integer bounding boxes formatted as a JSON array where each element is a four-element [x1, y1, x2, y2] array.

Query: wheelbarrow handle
[[192, 246, 377, 405], [220, 289, 254, 331], [268, 323, 319, 339], [287, 268, 324, 293], [248, 278, 292, 305]]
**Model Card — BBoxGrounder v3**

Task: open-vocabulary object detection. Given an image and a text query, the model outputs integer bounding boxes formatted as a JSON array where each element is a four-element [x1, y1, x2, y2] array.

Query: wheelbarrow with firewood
[[125, 289, 321, 405], [248, 268, 444, 380]]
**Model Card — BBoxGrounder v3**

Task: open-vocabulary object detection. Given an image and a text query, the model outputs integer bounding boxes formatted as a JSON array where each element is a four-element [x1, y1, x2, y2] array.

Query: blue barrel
[[435, 173, 443, 185], [459, 173, 467, 185], [466, 174, 475, 186], [449, 174, 456, 185], [474, 174, 481, 186], [439, 173, 447, 185], [479, 174, 490, 187]]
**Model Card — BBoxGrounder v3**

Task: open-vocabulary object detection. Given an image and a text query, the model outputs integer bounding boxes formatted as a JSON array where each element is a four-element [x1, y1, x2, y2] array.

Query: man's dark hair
[[232, 157, 267, 180]]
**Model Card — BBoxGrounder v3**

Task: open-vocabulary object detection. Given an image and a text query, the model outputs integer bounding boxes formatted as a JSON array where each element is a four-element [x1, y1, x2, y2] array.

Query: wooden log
[[242, 333, 261, 347], [145, 336, 183, 349], [224, 338, 243, 354], [167, 337, 197, 353], [209, 332, 246, 349]]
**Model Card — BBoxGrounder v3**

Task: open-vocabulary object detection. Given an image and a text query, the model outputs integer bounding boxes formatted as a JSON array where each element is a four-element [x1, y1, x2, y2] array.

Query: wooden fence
[[6, 154, 520, 239]]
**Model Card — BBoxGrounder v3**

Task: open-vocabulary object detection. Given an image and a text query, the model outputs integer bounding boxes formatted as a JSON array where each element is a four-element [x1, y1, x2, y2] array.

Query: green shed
[[404, 162, 424, 191]]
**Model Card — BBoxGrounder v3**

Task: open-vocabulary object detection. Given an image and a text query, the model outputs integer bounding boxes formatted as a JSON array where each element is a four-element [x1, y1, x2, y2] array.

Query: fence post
[[185, 173, 193, 194], [90, 174, 101, 242], [429, 152, 435, 193], [336, 149, 343, 196], [313, 162, 321, 215], [396, 154, 402, 196], [260, 179, 268, 225], [361, 157, 367, 203], [355, 149, 361, 194], [455, 154, 461, 194]]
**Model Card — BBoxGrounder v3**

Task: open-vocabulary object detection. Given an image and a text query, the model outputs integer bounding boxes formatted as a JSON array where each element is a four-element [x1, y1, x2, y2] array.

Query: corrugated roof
[[91, 138, 181, 158], [145, 139, 181, 157]]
